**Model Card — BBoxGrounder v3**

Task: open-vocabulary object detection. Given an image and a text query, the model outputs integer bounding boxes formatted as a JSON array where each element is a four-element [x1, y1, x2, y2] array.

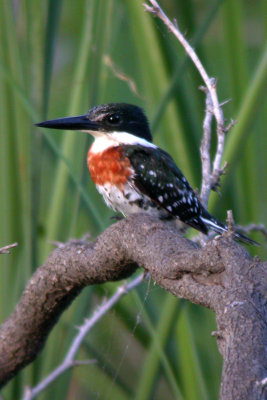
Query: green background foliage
[[0, 0, 266, 399]]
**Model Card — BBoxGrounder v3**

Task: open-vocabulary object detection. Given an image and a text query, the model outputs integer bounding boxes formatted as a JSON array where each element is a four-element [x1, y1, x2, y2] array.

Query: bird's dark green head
[[36, 103, 153, 143]]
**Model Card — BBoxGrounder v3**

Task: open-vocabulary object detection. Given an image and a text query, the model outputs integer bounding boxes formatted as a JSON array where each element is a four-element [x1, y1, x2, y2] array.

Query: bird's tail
[[200, 212, 260, 246]]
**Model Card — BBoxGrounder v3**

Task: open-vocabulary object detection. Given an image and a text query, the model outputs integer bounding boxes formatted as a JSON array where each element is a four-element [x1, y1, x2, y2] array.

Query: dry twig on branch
[[0, 242, 18, 254], [144, 0, 228, 207], [235, 223, 267, 239], [23, 274, 144, 400]]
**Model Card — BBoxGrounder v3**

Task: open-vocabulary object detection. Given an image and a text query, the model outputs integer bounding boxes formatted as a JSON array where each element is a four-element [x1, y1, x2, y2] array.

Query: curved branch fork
[[0, 215, 266, 399]]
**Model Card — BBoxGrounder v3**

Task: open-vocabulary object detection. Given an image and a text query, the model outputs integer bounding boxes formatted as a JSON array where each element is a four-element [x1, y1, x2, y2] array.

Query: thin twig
[[226, 210, 235, 235], [200, 86, 213, 206], [225, 118, 236, 133], [23, 273, 144, 400], [0, 242, 18, 254], [47, 240, 65, 248], [235, 223, 267, 239], [219, 99, 232, 107], [144, 1, 225, 125], [104, 55, 142, 98], [144, 0, 227, 205]]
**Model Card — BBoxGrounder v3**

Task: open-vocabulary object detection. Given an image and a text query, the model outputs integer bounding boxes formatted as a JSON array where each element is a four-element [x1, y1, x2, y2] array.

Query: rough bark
[[0, 214, 266, 399]]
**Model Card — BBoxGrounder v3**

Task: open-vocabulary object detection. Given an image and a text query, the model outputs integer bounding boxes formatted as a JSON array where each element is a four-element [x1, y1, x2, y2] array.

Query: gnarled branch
[[0, 214, 266, 400]]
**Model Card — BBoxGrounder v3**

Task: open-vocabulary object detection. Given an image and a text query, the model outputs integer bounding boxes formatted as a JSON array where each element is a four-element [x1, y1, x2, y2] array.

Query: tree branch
[[200, 85, 213, 205], [235, 223, 267, 239], [144, 0, 227, 205], [0, 215, 266, 400], [23, 274, 144, 400], [0, 242, 18, 254]]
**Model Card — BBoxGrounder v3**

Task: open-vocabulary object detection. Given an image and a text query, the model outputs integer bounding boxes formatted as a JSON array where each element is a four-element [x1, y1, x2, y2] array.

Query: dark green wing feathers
[[121, 145, 208, 233]]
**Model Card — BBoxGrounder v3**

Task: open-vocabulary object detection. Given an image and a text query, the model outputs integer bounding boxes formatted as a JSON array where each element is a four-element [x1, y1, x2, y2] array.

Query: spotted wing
[[122, 145, 208, 233]]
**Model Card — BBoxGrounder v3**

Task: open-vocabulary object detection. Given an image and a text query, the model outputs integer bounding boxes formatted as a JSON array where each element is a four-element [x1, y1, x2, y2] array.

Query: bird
[[36, 102, 258, 245]]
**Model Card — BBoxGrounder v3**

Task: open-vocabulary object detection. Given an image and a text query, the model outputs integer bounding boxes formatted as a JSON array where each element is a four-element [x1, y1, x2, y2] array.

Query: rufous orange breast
[[87, 146, 132, 187]]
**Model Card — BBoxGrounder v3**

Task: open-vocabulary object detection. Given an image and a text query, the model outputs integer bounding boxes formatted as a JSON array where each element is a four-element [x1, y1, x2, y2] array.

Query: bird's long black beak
[[35, 114, 99, 131]]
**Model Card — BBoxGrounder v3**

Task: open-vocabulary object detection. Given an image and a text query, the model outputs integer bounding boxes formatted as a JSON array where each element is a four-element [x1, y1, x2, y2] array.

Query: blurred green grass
[[0, 0, 266, 399]]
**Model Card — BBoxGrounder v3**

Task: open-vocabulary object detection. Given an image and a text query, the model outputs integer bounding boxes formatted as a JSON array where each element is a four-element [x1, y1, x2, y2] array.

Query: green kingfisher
[[36, 102, 257, 245]]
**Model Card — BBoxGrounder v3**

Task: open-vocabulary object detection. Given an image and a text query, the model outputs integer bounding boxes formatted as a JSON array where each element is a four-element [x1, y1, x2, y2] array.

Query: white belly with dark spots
[[96, 182, 167, 218]]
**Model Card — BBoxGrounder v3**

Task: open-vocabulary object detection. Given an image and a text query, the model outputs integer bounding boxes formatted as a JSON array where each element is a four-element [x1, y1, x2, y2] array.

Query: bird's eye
[[106, 114, 121, 125]]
